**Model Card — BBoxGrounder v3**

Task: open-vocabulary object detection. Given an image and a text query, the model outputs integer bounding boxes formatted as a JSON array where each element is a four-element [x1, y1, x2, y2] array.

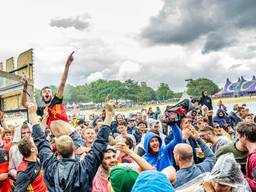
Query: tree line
[[35, 78, 219, 104]]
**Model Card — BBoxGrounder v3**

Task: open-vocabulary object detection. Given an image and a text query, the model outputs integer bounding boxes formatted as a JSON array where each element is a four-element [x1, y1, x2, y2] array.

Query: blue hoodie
[[131, 171, 175, 192], [213, 108, 230, 128], [143, 123, 182, 171]]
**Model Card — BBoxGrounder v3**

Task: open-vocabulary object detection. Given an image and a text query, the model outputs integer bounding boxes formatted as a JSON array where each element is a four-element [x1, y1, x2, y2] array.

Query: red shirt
[[0, 146, 12, 192], [245, 149, 256, 191], [15, 159, 47, 192], [47, 103, 68, 127]]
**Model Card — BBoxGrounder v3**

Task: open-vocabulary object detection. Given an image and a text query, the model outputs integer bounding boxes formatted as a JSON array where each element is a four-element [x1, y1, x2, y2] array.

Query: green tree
[[156, 83, 175, 100], [138, 82, 156, 101], [123, 79, 141, 101], [187, 78, 219, 96]]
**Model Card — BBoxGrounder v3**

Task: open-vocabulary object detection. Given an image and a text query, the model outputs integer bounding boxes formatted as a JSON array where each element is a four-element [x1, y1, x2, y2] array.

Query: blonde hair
[[56, 135, 74, 158]]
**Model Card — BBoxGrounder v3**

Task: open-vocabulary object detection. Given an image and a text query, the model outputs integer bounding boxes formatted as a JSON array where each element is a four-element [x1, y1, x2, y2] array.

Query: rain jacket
[[213, 109, 230, 128], [174, 138, 216, 188], [131, 171, 175, 192], [32, 123, 111, 192], [200, 91, 213, 110], [143, 123, 182, 171]]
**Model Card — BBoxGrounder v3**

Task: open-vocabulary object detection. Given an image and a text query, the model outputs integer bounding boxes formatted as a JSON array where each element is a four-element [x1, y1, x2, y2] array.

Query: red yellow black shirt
[[14, 159, 47, 192]]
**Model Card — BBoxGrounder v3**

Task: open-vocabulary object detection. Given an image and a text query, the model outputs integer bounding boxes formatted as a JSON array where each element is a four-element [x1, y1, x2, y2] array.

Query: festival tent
[[221, 76, 256, 96], [213, 90, 223, 97]]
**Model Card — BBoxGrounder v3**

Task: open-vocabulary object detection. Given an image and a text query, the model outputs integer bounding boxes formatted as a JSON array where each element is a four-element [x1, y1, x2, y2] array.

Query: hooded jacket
[[143, 123, 182, 171], [32, 123, 111, 192], [131, 171, 175, 192], [213, 109, 230, 128], [200, 91, 213, 110]]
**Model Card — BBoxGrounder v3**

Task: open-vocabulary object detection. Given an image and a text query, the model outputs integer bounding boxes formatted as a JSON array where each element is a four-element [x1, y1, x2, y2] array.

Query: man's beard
[[42, 96, 51, 104]]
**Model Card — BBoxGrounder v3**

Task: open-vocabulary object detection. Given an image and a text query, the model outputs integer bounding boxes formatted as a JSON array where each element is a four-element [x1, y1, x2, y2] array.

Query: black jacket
[[200, 93, 213, 110], [32, 124, 110, 192]]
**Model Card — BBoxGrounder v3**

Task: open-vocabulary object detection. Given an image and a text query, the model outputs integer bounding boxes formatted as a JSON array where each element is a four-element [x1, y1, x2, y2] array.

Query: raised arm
[[21, 74, 29, 108], [27, 103, 57, 168], [115, 143, 154, 172], [166, 123, 183, 152], [40, 106, 49, 130], [191, 129, 216, 171], [80, 99, 114, 179], [0, 112, 8, 129], [56, 51, 74, 98]]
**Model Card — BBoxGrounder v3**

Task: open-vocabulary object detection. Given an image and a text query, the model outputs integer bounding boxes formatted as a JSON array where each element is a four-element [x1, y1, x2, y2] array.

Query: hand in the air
[[27, 102, 37, 114], [104, 98, 115, 114], [22, 72, 28, 90], [66, 51, 74, 66]]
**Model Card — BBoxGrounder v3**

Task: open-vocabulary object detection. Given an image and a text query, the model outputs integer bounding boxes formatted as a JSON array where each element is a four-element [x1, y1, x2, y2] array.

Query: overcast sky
[[0, 0, 256, 91]]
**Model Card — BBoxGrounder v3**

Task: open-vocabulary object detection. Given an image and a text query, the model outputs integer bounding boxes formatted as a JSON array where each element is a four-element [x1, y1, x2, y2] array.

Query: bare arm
[[0, 112, 8, 129], [57, 51, 74, 98], [116, 143, 154, 172], [161, 166, 176, 185], [40, 106, 49, 130], [21, 76, 29, 108], [80, 99, 114, 179]]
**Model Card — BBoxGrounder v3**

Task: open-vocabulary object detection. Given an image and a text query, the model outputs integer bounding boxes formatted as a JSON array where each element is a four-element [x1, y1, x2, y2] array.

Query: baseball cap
[[109, 166, 139, 192]]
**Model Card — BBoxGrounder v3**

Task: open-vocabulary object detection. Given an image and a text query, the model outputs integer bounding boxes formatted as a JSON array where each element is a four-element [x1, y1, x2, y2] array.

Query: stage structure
[[0, 49, 34, 114], [218, 76, 256, 97]]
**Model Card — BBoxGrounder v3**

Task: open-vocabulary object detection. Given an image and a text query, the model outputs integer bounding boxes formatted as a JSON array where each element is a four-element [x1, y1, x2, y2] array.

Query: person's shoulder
[[177, 165, 196, 176], [251, 149, 256, 156], [218, 136, 230, 142], [17, 161, 29, 172], [219, 142, 233, 149]]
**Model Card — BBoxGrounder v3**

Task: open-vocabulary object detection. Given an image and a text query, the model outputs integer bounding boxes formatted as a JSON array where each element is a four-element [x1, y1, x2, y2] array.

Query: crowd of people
[[0, 53, 256, 192]]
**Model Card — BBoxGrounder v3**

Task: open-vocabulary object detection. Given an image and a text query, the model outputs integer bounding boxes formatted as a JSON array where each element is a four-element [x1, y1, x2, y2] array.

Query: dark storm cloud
[[141, 0, 256, 53], [50, 15, 91, 30], [202, 32, 236, 54]]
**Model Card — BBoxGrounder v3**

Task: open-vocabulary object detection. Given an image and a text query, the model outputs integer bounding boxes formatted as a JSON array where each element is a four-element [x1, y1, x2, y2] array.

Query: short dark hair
[[237, 106, 245, 112], [18, 136, 33, 158], [237, 122, 256, 142], [118, 121, 127, 127], [123, 136, 134, 149], [137, 121, 147, 127], [40, 86, 51, 95]]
